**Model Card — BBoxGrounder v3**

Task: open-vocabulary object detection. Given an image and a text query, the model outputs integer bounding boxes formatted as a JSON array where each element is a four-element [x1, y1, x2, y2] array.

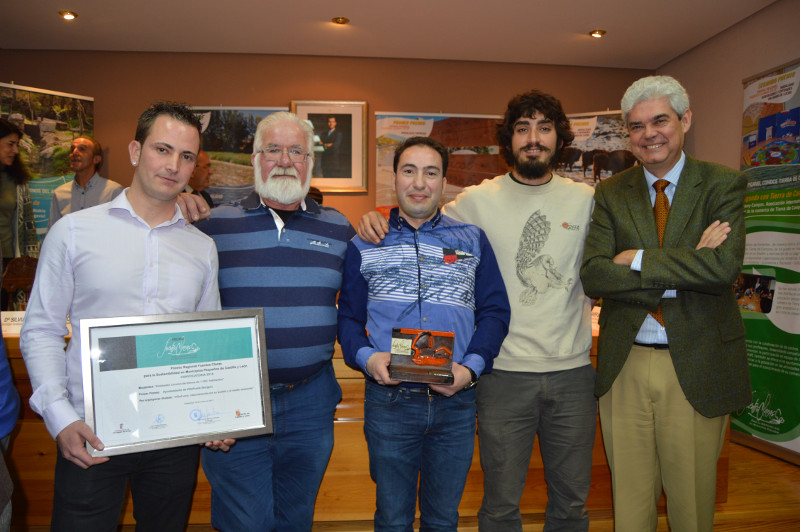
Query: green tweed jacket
[[580, 155, 752, 418]]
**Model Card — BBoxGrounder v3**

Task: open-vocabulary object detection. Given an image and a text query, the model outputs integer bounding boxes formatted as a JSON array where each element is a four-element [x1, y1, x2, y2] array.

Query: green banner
[[731, 164, 800, 451]]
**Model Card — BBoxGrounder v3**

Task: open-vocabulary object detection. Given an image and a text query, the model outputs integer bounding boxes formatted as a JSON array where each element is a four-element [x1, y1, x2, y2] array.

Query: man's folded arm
[[580, 187, 664, 307], [640, 172, 747, 294]]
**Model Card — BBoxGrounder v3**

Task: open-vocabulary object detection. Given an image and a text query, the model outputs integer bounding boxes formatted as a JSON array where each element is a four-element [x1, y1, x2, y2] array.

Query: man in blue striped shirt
[[198, 112, 355, 531], [338, 137, 510, 531]]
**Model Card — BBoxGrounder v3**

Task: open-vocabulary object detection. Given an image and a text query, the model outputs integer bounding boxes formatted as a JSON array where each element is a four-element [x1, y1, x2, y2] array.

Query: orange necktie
[[651, 179, 670, 325]]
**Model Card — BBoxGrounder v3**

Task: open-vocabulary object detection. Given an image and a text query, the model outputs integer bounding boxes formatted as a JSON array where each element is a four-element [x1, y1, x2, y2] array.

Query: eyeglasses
[[258, 146, 309, 163]]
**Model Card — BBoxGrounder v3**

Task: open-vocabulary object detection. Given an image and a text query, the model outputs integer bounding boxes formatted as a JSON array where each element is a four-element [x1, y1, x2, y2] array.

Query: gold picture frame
[[291, 100, 368, 193]]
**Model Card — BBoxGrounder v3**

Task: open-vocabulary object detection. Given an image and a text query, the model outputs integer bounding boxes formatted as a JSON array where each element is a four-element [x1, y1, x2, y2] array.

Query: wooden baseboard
[[730, 431, 800, 466], [3, 338, 730, 526]]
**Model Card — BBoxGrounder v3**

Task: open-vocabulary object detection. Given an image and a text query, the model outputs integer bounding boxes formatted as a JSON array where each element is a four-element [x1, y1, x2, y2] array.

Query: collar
[[239, 190, 320, 215], [388, 207, 442, 231], [260, 197, 308, 213], [74, 171, 101, 189], [507, 171, 554, 187], [504, 171, 558, 194], [108, 188, 186, 228], [643, 151, 686, 190]]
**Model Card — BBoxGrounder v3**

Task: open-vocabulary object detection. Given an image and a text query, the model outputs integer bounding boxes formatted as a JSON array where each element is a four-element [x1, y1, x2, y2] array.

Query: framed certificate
[[81, 309, 271, 457]]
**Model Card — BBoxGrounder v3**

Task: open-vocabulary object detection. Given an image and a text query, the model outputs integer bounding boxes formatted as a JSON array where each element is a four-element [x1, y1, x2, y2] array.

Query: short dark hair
[[73, 136, 104, 171], [497, 90, 574, 167], [0, 117, 30, 184], [134, 101, 202, 145], [392, 136, 449, 177]]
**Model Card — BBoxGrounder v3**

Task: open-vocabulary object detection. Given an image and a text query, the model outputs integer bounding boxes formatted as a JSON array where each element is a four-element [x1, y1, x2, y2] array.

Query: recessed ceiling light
[[590, 29, 606, 38], [332, 17, 350, 25], [59, 10, 78, 21]]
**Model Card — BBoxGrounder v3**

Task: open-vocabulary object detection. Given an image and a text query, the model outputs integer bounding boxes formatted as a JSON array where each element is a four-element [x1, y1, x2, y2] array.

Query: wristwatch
[[464, 367, 479, 390]]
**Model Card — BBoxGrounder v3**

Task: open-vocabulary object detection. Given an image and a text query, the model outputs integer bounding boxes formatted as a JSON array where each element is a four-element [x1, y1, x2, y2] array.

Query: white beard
[[254, 160, 311, 205]]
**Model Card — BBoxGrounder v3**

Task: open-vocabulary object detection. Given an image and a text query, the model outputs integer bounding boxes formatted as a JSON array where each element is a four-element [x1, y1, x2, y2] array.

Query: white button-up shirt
[[21, 190, 220, 439]]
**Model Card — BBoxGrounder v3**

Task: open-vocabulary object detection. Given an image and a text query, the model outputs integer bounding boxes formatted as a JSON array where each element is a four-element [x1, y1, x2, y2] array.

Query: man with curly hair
[[359, 91, 597, 531]]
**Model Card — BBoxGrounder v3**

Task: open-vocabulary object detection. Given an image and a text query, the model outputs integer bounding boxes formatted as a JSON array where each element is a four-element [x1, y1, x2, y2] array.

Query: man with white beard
[[197, 112, 355, 531]]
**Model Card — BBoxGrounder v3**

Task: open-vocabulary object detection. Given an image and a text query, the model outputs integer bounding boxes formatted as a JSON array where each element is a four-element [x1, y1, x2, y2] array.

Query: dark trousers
[[51, 445, 199, 532]]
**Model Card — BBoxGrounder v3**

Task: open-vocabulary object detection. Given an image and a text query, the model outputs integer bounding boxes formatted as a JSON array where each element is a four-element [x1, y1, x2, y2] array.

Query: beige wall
[[6, 0, 797, 225], [657, 0, 800, 169], [1, 50, 648, 224]]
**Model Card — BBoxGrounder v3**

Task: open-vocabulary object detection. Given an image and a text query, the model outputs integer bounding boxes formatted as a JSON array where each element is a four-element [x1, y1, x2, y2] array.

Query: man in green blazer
[[580, 75, 751, 532]]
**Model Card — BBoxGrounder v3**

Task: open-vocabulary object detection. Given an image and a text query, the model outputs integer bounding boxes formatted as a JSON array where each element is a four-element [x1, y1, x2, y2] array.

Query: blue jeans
[[201, 361, 341, 532], [477, 365, 597, 532], [364, 381, 477, 532]]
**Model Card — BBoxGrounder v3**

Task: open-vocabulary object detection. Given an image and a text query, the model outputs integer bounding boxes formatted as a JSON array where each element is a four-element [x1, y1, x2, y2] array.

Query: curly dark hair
[[496, 90, 574, 167], [0, 117, 30, 185]]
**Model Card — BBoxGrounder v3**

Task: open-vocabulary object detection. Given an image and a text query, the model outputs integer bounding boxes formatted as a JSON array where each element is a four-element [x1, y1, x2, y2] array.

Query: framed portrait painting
[[290, 100, 367, 193]]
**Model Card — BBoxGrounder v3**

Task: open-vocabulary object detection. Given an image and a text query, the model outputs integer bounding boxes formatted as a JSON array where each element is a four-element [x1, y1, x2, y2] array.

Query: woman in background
[[0, 118, 39, 267], [0, 118, 25, 530], [0, 118, 39, 310]]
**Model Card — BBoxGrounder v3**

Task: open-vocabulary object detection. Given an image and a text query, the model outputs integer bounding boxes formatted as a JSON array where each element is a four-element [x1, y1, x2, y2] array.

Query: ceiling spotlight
[[332, 17, 350, 25], [590, 29, 606, 38], [59, 10, 78, 20]]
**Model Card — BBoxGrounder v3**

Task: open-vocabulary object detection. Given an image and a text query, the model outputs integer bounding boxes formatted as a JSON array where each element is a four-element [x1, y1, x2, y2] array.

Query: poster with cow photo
[[560, 110, 636, 187]]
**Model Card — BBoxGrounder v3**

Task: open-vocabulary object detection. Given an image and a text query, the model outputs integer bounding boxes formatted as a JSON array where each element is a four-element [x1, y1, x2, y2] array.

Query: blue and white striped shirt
[[198, 192, 355, 383]]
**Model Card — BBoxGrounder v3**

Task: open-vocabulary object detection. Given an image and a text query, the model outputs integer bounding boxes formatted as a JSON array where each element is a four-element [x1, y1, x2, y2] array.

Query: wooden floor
[[23, 441, 794, 532]]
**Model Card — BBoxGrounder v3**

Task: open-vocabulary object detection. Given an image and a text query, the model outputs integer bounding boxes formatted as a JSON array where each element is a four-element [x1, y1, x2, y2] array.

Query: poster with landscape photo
[[1, 82, 94, 238], [193, 107, 286, 206], [374, 112, 503, 214]]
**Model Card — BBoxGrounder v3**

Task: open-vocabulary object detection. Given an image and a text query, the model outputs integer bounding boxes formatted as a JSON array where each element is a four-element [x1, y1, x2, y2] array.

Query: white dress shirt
[[21, 190, 220, 439]]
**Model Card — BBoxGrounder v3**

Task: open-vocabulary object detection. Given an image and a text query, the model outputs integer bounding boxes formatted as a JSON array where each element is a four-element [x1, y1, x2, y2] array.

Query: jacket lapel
[[664, 156, 702, 247], [624, 167, 660, 249]]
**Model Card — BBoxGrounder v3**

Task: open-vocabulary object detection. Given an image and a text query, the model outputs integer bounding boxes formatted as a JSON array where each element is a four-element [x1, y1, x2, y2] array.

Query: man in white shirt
[[21, 101, 231, 531], [49, 136, 123, 227]]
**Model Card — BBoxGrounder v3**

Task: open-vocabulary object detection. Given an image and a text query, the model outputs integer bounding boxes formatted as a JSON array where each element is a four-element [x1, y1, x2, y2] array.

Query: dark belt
[[397, 385, 444, 397], [270, 362, 329, 393], [634, 341, 669, 350]]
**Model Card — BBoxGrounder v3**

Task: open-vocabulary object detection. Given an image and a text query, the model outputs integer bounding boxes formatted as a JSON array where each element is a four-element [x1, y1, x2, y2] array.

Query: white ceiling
[[1, 1, 776, 69]]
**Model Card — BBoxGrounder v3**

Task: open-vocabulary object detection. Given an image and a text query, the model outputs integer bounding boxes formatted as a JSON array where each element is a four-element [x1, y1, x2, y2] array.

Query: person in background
[[321, 116, 343, 177], [49, 136, 123, 227], [0, 118, 39, 307], [307, 185, 323, 204], [185, 150, 214, 208]]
